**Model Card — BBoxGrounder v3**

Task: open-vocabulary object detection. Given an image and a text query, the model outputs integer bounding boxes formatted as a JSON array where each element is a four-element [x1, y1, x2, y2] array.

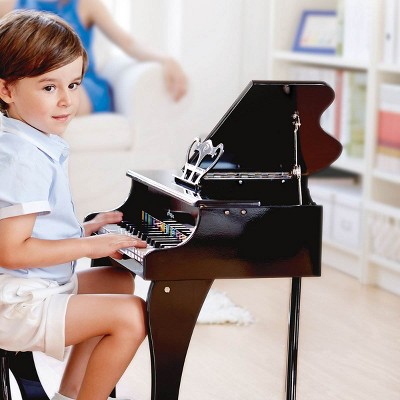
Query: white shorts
[[0, 274, 78, 361]]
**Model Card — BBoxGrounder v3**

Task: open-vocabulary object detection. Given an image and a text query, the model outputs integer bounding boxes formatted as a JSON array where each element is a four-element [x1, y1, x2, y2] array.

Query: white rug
[[197, 288, 254, 325]]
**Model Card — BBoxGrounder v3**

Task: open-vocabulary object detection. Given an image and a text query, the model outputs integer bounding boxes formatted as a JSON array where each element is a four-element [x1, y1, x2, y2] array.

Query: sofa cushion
[[64, 113, 134, 152]]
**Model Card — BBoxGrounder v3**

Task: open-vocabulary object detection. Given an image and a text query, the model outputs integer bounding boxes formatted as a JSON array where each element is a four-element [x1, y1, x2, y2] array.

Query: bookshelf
[[268, 0, 400, 295]]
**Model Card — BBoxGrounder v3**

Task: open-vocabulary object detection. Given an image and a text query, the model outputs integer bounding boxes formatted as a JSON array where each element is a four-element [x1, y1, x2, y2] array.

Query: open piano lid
[[177, 81, 342, 189]]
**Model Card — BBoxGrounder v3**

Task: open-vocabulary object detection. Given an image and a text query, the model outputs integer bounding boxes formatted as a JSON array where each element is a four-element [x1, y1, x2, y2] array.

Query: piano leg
[[286, 277, 302, 400], [146, 279, 213, 400]]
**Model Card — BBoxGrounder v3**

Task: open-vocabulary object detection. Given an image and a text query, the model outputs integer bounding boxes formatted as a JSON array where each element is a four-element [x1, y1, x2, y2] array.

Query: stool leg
[[8, 351, 49, 400], [0, 350, 12, 400]]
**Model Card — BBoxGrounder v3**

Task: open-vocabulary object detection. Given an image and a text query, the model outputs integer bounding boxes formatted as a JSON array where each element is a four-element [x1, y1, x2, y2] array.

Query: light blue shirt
[[0, 115, 83, 284]]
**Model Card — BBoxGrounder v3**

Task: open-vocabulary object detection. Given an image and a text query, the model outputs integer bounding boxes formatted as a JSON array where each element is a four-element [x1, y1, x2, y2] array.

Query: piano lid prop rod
[[292, 111, 303, 205]]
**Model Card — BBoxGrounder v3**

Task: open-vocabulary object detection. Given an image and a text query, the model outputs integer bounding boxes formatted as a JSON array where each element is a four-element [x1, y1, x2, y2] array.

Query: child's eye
[[43, 85, 55, 92], [69, 82, 80, 90]]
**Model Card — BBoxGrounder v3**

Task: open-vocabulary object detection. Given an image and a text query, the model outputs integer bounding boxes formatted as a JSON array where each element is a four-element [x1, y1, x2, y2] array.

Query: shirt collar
[[0, 115, 69, 163]]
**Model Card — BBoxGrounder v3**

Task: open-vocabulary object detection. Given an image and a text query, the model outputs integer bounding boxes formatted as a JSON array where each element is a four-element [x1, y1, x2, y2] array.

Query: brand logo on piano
[[167, 209, 175, 219]]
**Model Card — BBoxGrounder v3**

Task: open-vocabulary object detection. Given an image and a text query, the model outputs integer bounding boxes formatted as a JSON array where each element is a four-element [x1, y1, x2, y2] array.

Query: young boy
[[0, 10, 148, 400]]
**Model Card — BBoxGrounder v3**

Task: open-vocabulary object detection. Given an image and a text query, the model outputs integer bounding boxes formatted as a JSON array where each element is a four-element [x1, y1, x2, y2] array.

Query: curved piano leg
[[286, 277, 302, 400], [146, 279, 213, 400]]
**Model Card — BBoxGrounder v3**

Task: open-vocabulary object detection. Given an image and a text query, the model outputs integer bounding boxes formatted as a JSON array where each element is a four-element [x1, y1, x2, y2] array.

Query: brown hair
[[0, 9, 88, 111]]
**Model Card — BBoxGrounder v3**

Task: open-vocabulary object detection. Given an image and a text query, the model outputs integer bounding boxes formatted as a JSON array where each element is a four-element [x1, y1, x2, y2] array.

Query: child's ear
[[0, 79, 12, 104]]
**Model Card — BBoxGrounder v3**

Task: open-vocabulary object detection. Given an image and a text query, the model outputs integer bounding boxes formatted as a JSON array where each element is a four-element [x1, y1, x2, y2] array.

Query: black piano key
[[158, 242, 181, 249], [149, 236, 182, 247], [138, 227, 162, 239], [154, 241, 181, 249], [145, 233, 173, 244], [150, 235, 181, 243], [125, 224, 137, 233]]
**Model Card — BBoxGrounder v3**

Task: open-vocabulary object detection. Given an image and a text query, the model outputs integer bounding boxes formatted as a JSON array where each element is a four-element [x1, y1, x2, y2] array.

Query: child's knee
[[133, 296, 147, 339], [118, 296, 147, 339]]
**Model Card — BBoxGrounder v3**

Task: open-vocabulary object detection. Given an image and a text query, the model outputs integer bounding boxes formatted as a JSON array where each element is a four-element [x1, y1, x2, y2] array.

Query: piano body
[[89, 81, 342, 400]]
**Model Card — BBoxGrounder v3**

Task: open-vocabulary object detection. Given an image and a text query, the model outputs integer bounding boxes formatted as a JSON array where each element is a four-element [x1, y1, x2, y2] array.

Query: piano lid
[[190, 80, 342, 176]]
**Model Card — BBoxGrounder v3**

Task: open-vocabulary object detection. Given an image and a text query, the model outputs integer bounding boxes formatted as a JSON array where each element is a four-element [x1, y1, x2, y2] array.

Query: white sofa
[[64, 54, 191, 221]]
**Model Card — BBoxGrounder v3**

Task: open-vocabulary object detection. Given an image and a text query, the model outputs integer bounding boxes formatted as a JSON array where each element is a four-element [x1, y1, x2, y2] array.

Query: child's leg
[[58, 336, 101, 397], [59, 266, 135, 396], [76, 265, 136, 295], [59, 266, 147, 400]]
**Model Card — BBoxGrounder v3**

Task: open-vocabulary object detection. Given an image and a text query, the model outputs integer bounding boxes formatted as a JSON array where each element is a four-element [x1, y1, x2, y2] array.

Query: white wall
[[110, 0, 271, 149]]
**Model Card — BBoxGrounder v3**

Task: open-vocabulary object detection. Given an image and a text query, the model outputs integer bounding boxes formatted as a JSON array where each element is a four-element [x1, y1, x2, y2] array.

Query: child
[[0, 9, 148, 400], [0, 0, 188, 115]]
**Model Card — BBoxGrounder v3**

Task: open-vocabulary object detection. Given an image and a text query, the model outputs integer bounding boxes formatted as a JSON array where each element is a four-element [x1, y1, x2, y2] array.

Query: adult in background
[[0, 0, 188, 115]]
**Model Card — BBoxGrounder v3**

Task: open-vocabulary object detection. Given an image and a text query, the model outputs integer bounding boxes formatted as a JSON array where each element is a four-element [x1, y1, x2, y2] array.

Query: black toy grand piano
[[90, 81, 342, 400]]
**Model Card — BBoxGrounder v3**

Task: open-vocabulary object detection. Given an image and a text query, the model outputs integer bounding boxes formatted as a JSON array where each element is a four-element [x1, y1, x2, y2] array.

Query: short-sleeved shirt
[[0, 115, 83, 284], [15, 0, 114, 112]]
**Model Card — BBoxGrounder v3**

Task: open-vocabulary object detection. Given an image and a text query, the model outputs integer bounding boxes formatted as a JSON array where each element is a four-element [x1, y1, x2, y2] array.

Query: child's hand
[[84, 233, 147, 260], [83, 211, 124, 237]]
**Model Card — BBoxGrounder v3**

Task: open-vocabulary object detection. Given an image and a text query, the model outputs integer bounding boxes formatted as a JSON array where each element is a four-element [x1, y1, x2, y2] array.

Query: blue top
[[0, 115, 83, 284], [15, 0, 113, 112]]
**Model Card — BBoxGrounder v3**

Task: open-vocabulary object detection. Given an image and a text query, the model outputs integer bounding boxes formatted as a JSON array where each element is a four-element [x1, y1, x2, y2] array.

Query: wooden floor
[[118, 265, 400, 400]]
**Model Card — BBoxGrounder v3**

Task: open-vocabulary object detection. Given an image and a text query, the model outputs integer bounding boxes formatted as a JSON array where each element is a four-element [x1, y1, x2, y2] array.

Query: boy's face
[[0, 57, 83, 136]]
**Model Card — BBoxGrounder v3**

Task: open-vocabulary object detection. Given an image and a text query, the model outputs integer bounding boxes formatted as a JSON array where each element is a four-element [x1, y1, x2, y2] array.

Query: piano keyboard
[[97, 213, 194, 263]]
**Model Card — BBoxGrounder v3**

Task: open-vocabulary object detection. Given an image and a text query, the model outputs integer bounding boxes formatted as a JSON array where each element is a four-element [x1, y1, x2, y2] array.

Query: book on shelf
[[382, 0, 400, 65], [337, 0, 372, 62], [383, 0, 397, 64], [376, 146, 400, 174], [395, 0, 400, 65], [382, 0, 400, 66], [335, 0, 344, 55], [288, 66, 366, 159], [333, 69, 343, 140], [376, 83, 400, 173], [339, 71, 367, 158]]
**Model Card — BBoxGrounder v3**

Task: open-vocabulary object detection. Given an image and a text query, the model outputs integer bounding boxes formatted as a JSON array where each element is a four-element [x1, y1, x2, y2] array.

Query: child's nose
[[58, 89, 72, 106]]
